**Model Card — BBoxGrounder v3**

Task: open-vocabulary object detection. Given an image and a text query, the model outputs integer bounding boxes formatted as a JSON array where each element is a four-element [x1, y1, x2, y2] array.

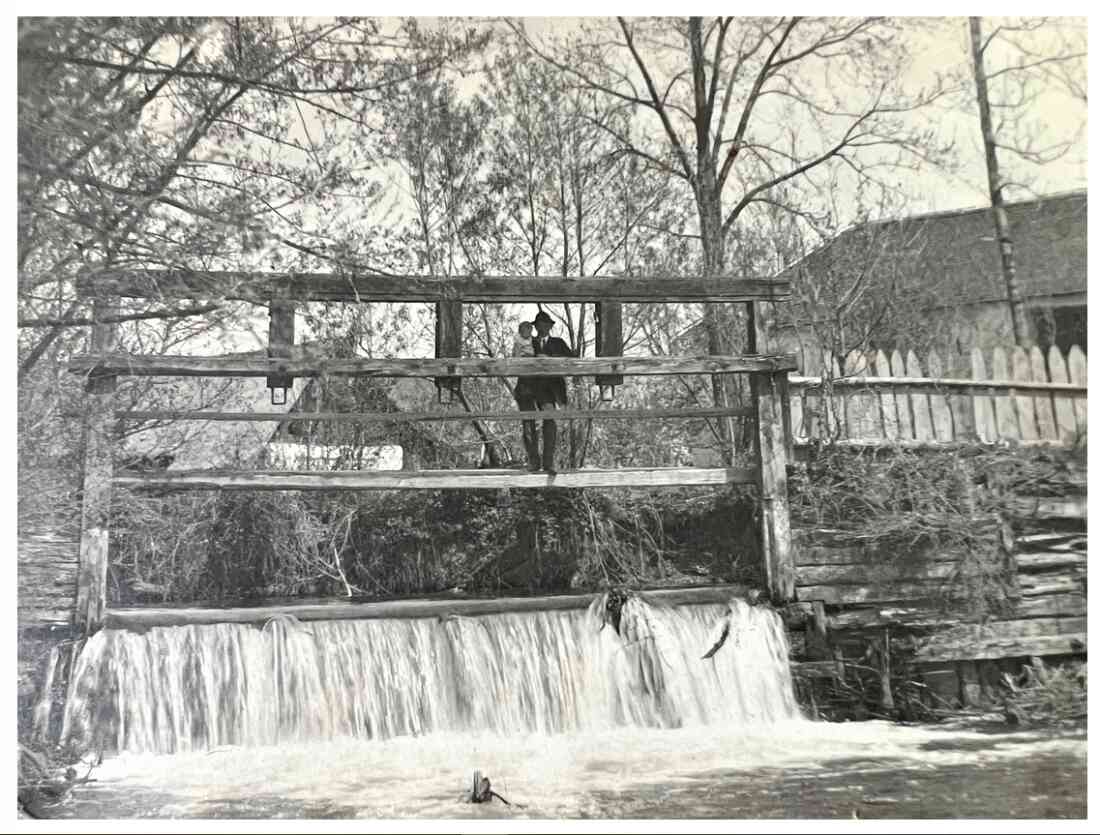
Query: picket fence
[[787, 344, 1087, 446]]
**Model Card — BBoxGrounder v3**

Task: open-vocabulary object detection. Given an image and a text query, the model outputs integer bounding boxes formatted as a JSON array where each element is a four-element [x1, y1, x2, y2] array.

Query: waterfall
[[32, 645, 62, 741], [61, 596, 799, 755]]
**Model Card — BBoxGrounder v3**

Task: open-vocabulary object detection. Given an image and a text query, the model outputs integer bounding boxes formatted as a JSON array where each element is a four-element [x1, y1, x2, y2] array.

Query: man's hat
[[533, 311, 554, 325]]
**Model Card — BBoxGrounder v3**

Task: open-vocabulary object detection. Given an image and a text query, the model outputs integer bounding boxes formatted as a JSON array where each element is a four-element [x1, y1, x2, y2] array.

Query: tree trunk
[[698, 194, 737, 464], [969, 17, 1033, 348]]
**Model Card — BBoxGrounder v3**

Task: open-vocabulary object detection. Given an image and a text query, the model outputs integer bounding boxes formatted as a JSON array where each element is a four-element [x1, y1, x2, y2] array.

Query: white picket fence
[[788, 344, 1087, 446]]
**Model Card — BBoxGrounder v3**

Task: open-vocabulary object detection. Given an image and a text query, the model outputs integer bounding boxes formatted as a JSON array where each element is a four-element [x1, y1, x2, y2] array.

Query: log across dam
[[59, 596, 797, 755]]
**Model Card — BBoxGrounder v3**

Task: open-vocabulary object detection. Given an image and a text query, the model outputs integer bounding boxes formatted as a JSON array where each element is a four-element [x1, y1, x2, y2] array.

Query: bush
[[106, 485, 763, 604]]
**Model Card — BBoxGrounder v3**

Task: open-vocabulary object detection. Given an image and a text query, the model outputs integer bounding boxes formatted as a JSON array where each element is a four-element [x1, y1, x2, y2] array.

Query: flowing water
[[43, 596, 1086, 819]]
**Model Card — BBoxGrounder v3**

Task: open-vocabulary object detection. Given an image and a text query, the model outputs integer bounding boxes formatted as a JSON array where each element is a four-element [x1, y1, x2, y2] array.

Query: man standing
[[513, 310, 572, 473]]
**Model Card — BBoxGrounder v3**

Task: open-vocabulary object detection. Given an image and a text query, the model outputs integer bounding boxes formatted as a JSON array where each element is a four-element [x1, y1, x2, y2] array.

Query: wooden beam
[[755, 371, 796, 603], [796, 560, 958, 586], [827, 606, 964, 630], [80, 271, 792, 303], [913, 617, 1087, 662], [797, 581, 959, 606], [789, 374, 1086, 397], [114, 466, 758, 491], [70, 352, 799, 379], [115, 405, 756, 423], [101, 583, 749, 630]]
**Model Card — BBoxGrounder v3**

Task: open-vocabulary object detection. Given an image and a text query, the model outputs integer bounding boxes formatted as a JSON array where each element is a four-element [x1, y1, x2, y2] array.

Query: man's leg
[[539, 401, 558, 473], [515, 385, 541, 470]]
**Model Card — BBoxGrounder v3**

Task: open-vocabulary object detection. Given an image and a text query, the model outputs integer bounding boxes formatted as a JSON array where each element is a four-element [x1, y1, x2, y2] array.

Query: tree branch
[[19, 303, 223, 329]]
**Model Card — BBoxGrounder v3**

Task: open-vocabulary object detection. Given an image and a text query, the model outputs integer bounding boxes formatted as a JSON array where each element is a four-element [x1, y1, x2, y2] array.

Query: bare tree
[[511, 17, 951, 456], [966, 16, 1086, 347]]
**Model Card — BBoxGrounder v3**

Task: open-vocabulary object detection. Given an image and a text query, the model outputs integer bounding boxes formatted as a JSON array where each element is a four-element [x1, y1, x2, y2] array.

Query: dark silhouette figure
[[513, 311, 572, 473]]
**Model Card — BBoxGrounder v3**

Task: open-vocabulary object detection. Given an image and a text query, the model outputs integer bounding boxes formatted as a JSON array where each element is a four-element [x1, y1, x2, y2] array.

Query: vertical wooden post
[[806, 600, 830, 660], [266, 299, 295, 405], [435, 301, 462, 403], [74, 297, 118, 636], [594, 301, 623, 399], [755, 370, 795, 603], [878, 629, 895, 712]]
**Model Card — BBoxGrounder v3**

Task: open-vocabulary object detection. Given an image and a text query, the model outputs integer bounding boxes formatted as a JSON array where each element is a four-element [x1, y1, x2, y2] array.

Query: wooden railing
[[67, 272, 800, 631], [788, 344, 1087, 446]]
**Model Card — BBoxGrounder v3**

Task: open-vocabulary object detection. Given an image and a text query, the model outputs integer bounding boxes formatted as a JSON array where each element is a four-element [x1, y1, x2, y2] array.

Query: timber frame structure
[[69, 272, 798, 634]]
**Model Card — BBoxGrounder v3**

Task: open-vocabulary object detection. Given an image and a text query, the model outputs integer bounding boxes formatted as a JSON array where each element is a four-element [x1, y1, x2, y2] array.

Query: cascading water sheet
[[61, 597, 799, 755]]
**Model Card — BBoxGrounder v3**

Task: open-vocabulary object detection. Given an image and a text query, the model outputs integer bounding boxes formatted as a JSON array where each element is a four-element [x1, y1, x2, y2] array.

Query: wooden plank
[[786, 368, 805, 443], [906, 350, 934, 442], [797, 580, 958, 606], [828, 606, 963, 630], [914, 618, 1088, 662], [875, 350, 900, 441], [114, 466, 758, 491], [1030, 345, 1057, 441], [799, 349, 821, 441], [74, 297, 117, 635], [1015, 551, 1087, 571], [796, 560, 958, 586], [777, 373, 795, 463], [794, 545, 868, 567], [71, 353, 800, 379], [971, 348, 997, 443], [1008, 496, 1087, 521], [1012, 345, 1040, 442], [843, 350, 879, 441], [115, 405, 756, 424], [756, 372, 796, 603], [1067, 344, 1087, 439], [1015, 532, 1087, 549], [1018, 573, 1085, 597], [80, 271, 793, 303], [925, 349, 954, 441], [101, 583, 748, 630], [1048, 346, 1077, 443], [1011, 593, 1087, 619], [991, 346, 1020, 441], [890, 349, 914, 440]]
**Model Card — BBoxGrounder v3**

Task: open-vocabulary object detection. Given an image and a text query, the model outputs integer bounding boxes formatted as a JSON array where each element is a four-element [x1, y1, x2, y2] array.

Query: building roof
[[777, 190, 1087, 308]]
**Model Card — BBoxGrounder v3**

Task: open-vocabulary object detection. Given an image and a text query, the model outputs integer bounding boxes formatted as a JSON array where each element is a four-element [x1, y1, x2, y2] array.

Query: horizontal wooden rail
[[791, 438, 1083, 452], [79, 271, 791, 303], [116, 405, 755, 423], [102, 583, 749, 630], [789, 374, 1086, 397], [114, 466, 757, 491], [71, 353, 799, 379]]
